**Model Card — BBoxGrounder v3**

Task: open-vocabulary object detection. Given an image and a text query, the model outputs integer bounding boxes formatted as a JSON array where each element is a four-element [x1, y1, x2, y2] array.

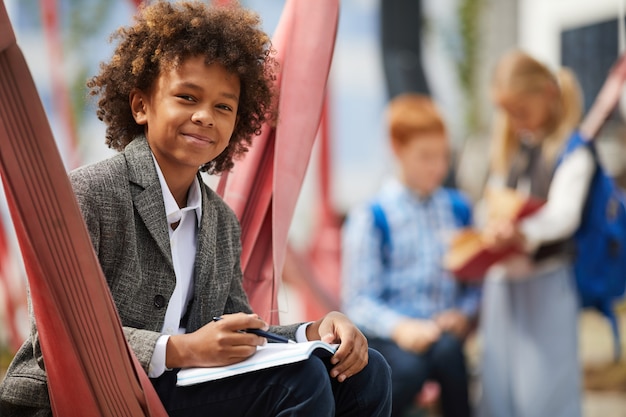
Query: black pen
[[212, 316, 296, 344]]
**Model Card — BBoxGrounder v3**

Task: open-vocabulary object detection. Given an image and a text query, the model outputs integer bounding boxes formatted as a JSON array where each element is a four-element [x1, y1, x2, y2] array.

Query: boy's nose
[[191, 109, 215, 127]]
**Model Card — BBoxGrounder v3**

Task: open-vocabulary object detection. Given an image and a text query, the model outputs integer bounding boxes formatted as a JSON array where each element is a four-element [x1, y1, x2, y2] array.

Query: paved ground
[[579, 309, 626, 417], [405, 308, 626, 417]]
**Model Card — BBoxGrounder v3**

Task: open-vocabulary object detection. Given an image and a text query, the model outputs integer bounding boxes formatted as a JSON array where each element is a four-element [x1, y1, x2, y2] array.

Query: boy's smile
[[130, 56, 240, 201]]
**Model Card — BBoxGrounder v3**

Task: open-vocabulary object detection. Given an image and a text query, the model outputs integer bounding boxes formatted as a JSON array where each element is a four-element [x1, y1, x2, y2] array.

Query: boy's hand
[[306, 311, 368, 383], [165, 313, 267, 369], [435, 310, 471, 339], [391, 318, 441, 354]]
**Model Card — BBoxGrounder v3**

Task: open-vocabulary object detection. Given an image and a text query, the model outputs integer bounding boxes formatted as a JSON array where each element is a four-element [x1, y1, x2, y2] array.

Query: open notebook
[[177, 340, 338, 386]]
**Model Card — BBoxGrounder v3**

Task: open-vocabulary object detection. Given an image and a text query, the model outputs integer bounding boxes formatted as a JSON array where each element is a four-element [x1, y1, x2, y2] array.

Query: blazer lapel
[[186, 180, 220, 331], [124, 137, 173, 268], [194, 179, 217, 285]]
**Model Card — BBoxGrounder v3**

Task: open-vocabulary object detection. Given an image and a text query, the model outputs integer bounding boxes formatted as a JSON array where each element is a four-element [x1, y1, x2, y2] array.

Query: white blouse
[[482, 146, 595, 279], [520, 146, 594, 249]]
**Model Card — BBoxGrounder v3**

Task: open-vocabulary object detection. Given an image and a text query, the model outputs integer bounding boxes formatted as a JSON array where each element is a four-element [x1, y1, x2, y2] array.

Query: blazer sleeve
[[70, 166, 162, 373]]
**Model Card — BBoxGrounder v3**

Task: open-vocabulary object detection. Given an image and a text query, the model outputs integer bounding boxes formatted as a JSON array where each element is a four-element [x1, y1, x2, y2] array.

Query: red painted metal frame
[[217, 0, 340, 324], [0, 4, 167, 415]]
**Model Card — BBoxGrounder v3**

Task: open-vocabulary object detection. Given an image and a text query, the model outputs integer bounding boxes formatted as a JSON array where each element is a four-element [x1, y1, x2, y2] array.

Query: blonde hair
[[386, 93, 447, 147], [489, 50, 583, 175]]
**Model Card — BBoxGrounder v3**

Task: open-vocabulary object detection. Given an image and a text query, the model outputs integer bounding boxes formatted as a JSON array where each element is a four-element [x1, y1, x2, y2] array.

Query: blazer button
[[153, 295, 166, 309]]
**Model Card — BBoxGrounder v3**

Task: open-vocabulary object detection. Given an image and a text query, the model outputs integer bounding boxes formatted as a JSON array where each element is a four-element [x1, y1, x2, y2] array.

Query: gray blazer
[[0, 137, 300, 413]]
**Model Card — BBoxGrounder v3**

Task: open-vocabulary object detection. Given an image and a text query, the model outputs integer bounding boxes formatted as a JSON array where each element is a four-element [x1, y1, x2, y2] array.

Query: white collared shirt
[[147, 157, 311, 378], [149, 155, 201, 377]]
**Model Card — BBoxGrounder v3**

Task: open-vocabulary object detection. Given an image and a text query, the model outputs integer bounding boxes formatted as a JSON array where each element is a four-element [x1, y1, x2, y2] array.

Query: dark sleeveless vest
[[505, 140, 574, 261], [506, 141, 553, 199]]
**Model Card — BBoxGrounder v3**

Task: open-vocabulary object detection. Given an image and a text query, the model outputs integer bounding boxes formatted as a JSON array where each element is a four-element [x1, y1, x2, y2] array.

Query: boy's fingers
[[330, 346, 368, 381], [215, 313, 268, 333]]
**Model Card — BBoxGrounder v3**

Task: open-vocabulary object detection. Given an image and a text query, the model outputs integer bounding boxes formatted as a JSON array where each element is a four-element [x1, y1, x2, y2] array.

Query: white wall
[[519, 0, 622, 69]]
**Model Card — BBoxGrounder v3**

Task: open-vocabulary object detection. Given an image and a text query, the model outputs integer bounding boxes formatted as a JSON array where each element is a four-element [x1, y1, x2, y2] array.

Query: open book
[[176, 340, 338, 386], [444, 188, 545, 281]]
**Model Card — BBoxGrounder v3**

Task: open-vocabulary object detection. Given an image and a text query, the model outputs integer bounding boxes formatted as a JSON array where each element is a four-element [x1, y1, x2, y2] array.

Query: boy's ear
[[129, 88, 148, 125], [390, 138, 403, 158]]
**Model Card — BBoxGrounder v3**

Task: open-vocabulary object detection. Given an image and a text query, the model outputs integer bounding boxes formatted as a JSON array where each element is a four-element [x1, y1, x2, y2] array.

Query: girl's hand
[[482, 219, 525, 251], [306, 311, 369, 383], [165, 312, 267, 369], [391, 318, 441, 354]]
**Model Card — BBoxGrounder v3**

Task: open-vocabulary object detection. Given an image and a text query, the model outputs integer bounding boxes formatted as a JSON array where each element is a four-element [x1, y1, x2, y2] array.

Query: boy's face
[[394, 133, 450, 197], [131, 56, 240, 179]]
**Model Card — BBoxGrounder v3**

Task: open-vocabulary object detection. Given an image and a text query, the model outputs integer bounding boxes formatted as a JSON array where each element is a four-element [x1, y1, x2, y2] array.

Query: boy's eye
[[177, 95, 195, 102], [217, 104, 233, 112]]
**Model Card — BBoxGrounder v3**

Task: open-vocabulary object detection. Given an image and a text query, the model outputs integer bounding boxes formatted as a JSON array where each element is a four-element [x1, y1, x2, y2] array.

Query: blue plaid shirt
[[341, 179, 481, 338]]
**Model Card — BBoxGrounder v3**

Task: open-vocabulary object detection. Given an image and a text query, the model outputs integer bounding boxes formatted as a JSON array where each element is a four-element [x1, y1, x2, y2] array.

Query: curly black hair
[[87, 0, 277, 174]]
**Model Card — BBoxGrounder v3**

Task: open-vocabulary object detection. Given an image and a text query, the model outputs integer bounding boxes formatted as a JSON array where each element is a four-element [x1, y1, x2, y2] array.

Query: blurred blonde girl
[[478, 49, 593, 417]]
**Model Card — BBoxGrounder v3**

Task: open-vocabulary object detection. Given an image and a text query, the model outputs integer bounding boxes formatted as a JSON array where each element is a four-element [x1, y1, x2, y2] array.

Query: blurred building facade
[[458, 0, 626, 198], [2, 0, 626, 340]]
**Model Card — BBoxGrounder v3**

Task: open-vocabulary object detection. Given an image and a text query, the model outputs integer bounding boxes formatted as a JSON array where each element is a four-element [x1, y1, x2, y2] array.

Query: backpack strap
[[370, 202, 392, 269], [556, 131, 601, 192], [371, 189, 471, 269], [446, 188, 472, 227], [557, 130, 599, 166]]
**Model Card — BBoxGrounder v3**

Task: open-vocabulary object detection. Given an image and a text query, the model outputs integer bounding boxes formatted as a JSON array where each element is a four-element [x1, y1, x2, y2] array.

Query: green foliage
[[64, 0, 116, 129], [0, 344, 14, 377], [457, 0, 483, 134], [66, 0, 114, 50]]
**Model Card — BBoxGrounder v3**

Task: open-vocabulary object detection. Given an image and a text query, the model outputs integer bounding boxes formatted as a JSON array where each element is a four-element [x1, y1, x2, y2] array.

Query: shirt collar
[[388, 177, 438, 205], [151, 154, 202, 226]]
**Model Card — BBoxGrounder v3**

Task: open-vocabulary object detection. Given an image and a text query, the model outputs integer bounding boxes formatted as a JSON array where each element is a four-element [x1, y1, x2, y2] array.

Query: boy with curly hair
[[0, 2, 391, 416]]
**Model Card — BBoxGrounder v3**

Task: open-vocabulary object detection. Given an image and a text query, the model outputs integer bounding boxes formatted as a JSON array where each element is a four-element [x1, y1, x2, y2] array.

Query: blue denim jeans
[[151, 347, 392, 417], [367, 333, 471, 417]]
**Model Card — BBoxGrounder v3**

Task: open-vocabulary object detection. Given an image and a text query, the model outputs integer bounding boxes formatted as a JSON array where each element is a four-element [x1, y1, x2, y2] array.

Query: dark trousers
[[151, 347, 392, 417], [368, 333, 471, 417]]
